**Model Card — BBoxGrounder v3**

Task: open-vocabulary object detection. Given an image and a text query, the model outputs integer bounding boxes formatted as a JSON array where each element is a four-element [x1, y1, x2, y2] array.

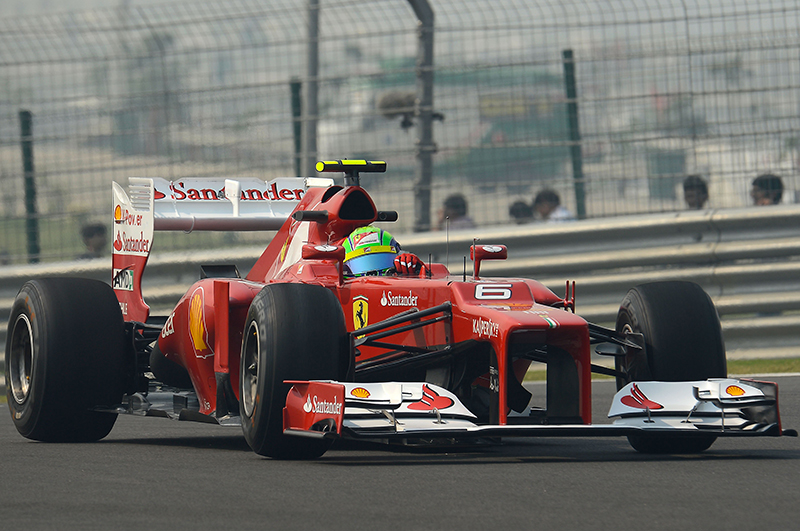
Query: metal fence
[[2, 0, 800, 263]]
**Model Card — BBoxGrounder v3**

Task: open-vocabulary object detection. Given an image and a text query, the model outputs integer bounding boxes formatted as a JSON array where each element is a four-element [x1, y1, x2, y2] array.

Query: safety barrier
[[2, 205, 799, 382]]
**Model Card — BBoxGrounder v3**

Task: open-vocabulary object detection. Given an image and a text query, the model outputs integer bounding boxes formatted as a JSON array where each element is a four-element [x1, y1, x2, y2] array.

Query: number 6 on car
[[474, 283, 512, 300]]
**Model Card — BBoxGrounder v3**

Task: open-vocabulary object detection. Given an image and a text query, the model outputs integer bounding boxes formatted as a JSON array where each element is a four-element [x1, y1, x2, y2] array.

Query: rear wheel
[[615, 281, 726, 454], [5, 278, 127, 442], [239, 283, 348, 459]]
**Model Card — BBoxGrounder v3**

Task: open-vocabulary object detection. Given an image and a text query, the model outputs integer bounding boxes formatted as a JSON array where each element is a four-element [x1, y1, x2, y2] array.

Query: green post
[[563, 49, 586, 219], [20, 110, 40, 263], [291, 78, 302, 177]]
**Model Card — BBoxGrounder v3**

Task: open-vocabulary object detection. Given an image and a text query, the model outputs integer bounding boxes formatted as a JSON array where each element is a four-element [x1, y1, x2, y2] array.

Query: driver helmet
[[342, 226, 399, 277]]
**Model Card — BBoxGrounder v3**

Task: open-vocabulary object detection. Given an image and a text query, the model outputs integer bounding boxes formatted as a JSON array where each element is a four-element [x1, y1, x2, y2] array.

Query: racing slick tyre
[[239, 283, 349, 459], [5, 278, 127, 442], [615, 281, 727, 454]]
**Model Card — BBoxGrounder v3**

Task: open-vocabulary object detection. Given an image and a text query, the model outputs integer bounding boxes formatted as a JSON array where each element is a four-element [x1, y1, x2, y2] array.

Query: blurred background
[[2, 0, 800, 263]]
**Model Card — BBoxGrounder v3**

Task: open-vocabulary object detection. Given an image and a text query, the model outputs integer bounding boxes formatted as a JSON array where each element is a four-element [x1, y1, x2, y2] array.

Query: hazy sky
[[5, 0, 172, 17]]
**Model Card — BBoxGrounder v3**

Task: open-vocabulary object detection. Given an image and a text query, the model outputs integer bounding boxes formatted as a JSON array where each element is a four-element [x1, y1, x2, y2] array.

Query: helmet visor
[[344, 251, 396, 276]]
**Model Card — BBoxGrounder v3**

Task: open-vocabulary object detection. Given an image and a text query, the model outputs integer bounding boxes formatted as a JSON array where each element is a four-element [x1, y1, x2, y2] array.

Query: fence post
[[19, 110, 40, 264], [302, 0, 320, 177], [291, 78, 303, 177], [562, 49, 586, 220], [408, 0, 435, 232]]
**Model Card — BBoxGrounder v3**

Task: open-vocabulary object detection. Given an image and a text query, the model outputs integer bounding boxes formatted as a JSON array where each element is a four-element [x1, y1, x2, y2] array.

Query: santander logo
[[303, 395, 342, 415], [155, 181, 305, 202], [380, 290, 418, 307], [113, 231, 150, 253], [620, 383, 663, 410]]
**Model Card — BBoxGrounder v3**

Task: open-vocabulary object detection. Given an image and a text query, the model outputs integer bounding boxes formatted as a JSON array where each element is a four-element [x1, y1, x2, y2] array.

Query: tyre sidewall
[[240, 288, 276, 453], [616, 281, 726, 384], [6, 284, 49, 438], [615, 288, 653, 386], [615, 281, 726, 453], [5, 279, 127, 442], [240, 283, 345, 458]]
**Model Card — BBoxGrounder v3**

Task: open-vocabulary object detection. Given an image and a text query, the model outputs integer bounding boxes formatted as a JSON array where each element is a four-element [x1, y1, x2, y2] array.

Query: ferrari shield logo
[[352, 295, 369, 331]]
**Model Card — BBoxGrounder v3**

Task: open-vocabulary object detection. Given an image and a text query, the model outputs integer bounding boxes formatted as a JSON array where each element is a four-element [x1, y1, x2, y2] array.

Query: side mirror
[[302, 244, 346, 285], [470, 244, 508, 279], [293, 210, 329, 223]]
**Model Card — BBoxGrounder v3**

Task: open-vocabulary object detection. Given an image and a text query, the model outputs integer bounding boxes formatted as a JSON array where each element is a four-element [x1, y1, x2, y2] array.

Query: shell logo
[[350, 387, 370, 399], [279, 239, 289, 263], [726, 385, 746, 396], [188, 287, 213, 359]]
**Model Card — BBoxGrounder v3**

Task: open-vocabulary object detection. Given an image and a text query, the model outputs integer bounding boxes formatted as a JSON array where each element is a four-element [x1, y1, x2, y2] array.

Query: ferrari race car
[[5, 160, 795, 458]]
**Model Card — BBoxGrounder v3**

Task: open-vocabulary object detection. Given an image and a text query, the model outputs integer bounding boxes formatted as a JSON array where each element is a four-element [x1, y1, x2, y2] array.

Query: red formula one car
[[5, 160, 795, 458]]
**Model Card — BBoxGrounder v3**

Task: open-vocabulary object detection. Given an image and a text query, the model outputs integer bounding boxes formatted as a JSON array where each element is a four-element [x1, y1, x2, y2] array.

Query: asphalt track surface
[[1, 377, 798, 531]]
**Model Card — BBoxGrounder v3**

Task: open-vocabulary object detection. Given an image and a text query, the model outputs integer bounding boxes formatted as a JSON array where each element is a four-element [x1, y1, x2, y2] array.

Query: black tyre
[[615, 281, 727, 454], [239, 283, 348, 459], [5, 278, 127, 442]]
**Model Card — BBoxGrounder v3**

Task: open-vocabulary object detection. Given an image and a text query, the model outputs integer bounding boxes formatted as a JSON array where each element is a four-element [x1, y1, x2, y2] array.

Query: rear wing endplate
[[111, 176, 332, 321]]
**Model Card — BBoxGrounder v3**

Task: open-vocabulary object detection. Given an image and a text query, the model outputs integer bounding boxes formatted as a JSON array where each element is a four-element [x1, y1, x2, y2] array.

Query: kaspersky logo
[[472, 317, 499, 339]]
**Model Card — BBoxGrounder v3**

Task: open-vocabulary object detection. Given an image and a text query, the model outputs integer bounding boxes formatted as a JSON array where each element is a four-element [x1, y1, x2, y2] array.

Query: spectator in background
[[683, 175, 709, 210], [436, 193, 476, 230], [533, 189, 574, 222], [509, 200, 534, 224], [78, 222, 107, 259], [751, 173, 784, 205]]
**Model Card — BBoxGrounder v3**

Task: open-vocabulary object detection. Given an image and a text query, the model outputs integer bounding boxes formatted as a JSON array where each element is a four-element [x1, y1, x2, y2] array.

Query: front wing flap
[[283, 379, 794, 441]]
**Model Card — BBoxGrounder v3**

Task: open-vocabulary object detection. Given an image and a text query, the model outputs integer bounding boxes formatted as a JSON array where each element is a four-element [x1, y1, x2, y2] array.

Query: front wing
[[283, 379, 795, 442]]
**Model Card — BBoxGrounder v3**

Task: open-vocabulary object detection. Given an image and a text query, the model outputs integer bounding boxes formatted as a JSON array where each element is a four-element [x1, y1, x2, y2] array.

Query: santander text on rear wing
[[111, 176, 333, 321]]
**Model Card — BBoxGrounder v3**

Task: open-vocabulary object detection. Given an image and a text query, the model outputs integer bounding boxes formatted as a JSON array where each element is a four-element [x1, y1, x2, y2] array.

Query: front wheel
[[239, 283, 349, 459], [615, 281, 726, 454], [5, 278, 127, 442]]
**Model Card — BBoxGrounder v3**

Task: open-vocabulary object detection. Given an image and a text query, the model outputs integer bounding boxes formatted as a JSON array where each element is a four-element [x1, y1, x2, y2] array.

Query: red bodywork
[[145, 184, 592, 424]]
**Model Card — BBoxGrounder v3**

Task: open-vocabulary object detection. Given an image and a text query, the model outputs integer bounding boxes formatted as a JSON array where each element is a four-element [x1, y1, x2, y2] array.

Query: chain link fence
[[2, 0, 800, 263]]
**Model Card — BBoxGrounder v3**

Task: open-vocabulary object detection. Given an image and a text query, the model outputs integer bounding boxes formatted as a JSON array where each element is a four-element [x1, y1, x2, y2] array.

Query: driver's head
[[342, 226, 399, 277]]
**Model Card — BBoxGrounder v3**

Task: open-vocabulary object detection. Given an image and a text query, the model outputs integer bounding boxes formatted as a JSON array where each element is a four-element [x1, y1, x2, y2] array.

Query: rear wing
[[111, 176, 333, 321]]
